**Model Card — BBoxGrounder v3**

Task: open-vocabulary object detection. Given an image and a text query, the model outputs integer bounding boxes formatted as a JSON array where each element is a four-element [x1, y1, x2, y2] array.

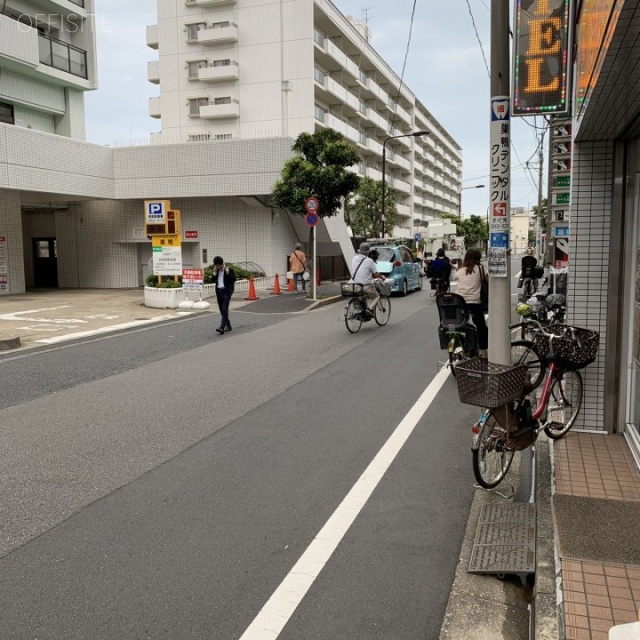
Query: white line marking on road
[[238, 366, 451, 640], [34, 316, 183, 344]]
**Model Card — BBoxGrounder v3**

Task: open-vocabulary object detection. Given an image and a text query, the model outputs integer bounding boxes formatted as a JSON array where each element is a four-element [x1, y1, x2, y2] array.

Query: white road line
[[238, 365, 451, 640], [34, 316, 184, 344]]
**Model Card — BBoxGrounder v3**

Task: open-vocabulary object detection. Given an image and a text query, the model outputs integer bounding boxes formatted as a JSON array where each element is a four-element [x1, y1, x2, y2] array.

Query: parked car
[[371, 245, 423, 295]]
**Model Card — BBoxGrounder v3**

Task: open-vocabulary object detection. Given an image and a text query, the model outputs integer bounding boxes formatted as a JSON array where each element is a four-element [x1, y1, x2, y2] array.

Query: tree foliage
[[270, 129, 361, 217], [440, 213, 488, 248], [532, 198, 548, 234], [344, 176, 397, 238]]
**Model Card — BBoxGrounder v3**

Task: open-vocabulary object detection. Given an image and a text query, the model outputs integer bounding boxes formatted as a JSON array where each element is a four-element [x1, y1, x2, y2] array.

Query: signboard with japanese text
[[152, 235, 182, 276], [489, 96, 510, 277], [182, 268, 203, 294], [513, 0, 573, 116], [0, 235, 8, 294]]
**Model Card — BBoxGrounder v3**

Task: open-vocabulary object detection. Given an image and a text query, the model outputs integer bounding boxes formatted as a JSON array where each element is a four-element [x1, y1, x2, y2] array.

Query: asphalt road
[[0, 288, 481, 639]]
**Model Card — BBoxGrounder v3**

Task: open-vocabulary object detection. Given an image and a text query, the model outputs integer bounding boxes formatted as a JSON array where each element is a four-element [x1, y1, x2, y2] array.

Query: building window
[[314, 68, 325, 84], [187, 60, 207, 79], [313, 29, 325, 46], [215, 133, 233, 140], [186, 23, 206, 41], [38, 33, 87, 79], [213, 59, 231, 67], [189, 97, 209, 115], [188, 133, 211, 142], [314, 104, 326, 122], [0, 102, 14, 125], [213, 96, 232, 105]]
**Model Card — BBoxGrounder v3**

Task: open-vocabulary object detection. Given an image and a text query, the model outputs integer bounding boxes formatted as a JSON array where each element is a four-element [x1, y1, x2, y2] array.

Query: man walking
[[212, 256, 236, 335]]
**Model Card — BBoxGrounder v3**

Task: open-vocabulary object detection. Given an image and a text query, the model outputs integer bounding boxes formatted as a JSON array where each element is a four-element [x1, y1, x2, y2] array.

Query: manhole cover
[[468, 502, 535, 584]]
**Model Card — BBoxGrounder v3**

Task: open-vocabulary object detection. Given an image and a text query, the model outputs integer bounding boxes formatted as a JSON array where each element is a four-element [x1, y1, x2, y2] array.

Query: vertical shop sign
[[489, 96, 510, 277], [0, 235, 8, 294]]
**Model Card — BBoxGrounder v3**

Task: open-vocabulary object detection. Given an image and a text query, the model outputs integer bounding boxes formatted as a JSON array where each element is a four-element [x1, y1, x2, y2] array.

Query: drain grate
[[468, 502, 535, 584]]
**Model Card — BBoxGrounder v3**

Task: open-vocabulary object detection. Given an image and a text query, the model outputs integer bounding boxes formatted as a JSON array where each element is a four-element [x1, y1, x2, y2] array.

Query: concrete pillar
[[0, 189, 25, 295]]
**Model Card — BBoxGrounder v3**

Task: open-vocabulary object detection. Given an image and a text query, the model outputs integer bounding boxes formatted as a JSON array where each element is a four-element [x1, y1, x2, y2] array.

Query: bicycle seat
[[544, 293, 566, 310], [436, 292, 470, 330]]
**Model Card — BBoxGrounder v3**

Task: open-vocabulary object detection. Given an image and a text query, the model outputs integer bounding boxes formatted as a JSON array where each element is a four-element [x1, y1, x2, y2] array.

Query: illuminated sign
[[513, 0, 573, 116]]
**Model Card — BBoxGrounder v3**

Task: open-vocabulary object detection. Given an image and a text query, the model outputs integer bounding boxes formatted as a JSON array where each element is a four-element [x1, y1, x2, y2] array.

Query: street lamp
[[457, 184, 485, 219], [381, 130, 429, 238]]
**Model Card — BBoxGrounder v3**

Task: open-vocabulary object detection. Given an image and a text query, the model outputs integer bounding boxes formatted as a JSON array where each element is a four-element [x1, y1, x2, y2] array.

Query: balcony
[[198, 60, 239, 82], [197, 22, 238, 45], [149, 97, 161, 119], [147, 60, 159, 84], [393, 178, 411, 194], [38, 33, 87, 78], [146, 24, 158, 49], [0, 12, 39, 67], [185, 0, 235, 5], [199, 98, 240, 119]]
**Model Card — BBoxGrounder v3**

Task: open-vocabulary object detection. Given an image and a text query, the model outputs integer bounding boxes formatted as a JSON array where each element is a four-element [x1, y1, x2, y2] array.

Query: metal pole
[[313, 224, 317, 301], [536, 128, 545, 263], [381, 142, 387, 239], [488, 0, 511, 366]]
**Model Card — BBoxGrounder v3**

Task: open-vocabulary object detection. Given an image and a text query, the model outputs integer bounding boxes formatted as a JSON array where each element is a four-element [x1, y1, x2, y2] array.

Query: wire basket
[[455, 358, 528, 408], [374, 279, 392, 296], [341, 282, 363, 297], [533, 325, 599, 370]]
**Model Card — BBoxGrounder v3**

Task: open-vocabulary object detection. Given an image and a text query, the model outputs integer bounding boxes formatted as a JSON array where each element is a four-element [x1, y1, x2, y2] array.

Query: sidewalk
[[0, 284, 343, 352]]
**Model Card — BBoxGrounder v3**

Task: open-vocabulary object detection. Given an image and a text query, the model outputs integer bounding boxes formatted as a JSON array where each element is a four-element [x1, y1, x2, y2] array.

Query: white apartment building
[[0, 0, 461, 296], [146, 0, 463, 236]]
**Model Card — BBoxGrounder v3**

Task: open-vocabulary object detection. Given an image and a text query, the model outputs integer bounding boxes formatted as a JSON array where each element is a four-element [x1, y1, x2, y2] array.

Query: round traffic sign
[[305, 211, 319, 227], [305, 197, 320, 214]]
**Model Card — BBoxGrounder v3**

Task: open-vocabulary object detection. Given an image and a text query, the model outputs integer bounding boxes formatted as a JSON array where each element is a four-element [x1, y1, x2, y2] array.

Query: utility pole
[[536, 127, 545, 262], [487, 0, 511, 365]]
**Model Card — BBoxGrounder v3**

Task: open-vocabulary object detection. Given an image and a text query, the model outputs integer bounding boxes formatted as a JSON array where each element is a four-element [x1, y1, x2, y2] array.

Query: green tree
[[440, 213, 487, 248], [344, 176, 397, 238], [271, 129, 361, 218]]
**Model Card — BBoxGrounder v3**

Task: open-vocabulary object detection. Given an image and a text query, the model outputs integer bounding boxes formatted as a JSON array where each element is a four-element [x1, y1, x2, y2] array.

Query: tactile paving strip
[[468, 502, 536, 584]]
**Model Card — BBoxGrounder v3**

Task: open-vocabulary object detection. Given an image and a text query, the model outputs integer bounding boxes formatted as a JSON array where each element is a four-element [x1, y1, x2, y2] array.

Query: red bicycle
[[456, 322, 599, 488]]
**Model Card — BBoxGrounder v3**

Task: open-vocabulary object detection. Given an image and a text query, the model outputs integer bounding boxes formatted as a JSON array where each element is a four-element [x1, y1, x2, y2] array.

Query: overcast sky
[[85, 0, 547, 219]]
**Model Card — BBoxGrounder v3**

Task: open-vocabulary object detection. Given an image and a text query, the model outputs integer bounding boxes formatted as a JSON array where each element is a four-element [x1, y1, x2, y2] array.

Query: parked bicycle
[[511, 297, 568, 388], [342, 280, 391, 333], [436, 292, 478, 376], [456, 321, 599, 488]]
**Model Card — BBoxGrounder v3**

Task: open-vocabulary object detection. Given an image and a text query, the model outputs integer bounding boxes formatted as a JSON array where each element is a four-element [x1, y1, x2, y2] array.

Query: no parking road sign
[[305, 197, 320, 227], [305, 211, 319, 227]]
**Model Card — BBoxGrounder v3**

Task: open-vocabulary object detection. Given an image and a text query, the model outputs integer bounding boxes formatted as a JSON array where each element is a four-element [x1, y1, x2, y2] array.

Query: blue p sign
[[145, 200, 168, 223]]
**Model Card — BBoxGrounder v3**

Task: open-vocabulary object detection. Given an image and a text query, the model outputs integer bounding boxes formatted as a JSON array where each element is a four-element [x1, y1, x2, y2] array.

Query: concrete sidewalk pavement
[[0, 284, 343, 352]]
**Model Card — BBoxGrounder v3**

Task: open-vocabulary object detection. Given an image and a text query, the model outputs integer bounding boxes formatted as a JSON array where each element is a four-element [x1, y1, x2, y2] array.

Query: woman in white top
[[456, 248, 488, 355]]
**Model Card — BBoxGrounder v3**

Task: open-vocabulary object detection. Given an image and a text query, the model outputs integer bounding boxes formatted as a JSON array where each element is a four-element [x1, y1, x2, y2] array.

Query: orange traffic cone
[[271, 273, 282, 295], [245, 276, 259, 300], [288, 276, 294, 292]]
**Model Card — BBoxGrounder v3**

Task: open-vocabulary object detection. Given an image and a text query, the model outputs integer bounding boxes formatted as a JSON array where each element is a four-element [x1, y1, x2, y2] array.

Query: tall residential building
[[146, 0, 462, 236], [0, 0, 97, 139]]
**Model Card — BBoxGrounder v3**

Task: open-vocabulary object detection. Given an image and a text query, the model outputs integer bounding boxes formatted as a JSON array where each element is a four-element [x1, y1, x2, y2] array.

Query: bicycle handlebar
[[510, 318, 579, 345]]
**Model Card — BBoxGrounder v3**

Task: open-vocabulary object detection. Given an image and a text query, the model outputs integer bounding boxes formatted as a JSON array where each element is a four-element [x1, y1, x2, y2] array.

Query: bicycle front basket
[[374, 279, 392, 296], [455, 358, 528, 408], [533, 325, 599, 370], [341, 282, 363, 297]]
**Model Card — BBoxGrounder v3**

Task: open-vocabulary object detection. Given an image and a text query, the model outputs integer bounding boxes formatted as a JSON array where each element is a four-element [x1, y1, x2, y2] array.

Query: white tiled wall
[[0, 190, 25, 295], [567, 140, 614, 431]]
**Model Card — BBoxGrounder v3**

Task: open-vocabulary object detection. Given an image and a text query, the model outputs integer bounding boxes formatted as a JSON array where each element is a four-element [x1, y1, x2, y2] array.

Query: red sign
[[492, 202, 507, 216], [305, 197, 320, 214], [182, 268, 203, 282], [185, 231, 198, 238]]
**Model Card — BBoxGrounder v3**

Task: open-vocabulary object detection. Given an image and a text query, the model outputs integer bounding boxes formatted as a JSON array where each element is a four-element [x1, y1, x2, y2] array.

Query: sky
[[85, 0, 547, 220]]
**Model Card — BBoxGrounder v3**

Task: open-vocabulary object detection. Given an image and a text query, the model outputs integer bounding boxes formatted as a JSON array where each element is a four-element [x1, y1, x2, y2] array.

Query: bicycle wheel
[[345, 299, 363, 333], [544, 369, 583, 439], [374, 295, 391, 326], [511, 339, 546, 389], [472, 409, 516, 489], [447, 334, 466, 377]]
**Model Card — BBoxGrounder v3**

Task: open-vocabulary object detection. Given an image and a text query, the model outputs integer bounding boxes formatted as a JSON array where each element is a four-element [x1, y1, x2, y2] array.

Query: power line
[[464, 0, 490, 78], [389, 0, 417, 132]]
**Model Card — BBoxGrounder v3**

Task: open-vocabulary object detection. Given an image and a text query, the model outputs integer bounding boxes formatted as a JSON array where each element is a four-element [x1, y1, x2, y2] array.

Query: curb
[[0, 335, 21, 351], [306, 295, 343, 310]]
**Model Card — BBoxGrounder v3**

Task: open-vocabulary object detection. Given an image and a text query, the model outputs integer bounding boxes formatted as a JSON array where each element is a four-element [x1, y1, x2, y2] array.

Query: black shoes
[[216, 322, 232, 335]]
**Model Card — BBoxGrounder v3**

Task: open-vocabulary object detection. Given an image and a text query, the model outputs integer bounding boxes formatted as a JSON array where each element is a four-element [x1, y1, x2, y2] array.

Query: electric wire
[[464, 0, 490, 79]]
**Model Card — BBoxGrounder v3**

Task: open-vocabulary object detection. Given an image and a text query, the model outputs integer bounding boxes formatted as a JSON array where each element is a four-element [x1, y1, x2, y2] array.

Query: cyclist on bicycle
[[431, 248, 452, 292], [350, 242, 386, 318], [518, 246, 538, 291]]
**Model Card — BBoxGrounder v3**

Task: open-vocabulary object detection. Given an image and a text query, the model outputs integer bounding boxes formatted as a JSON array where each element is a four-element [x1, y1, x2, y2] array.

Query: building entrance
[[32, 238, 58, 288]]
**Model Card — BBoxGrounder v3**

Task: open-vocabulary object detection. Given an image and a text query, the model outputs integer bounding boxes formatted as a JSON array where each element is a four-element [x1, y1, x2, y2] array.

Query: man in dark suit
[[212, 256, 236, 335]]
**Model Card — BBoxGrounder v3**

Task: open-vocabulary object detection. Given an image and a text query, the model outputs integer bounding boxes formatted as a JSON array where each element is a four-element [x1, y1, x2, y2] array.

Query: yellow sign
[[513, 0, 573, 115], [152, 235, 181, 248]]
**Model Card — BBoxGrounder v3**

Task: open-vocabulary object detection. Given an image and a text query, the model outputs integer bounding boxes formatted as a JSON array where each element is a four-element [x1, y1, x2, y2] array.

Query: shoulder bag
[[478, 264, 489, 313]]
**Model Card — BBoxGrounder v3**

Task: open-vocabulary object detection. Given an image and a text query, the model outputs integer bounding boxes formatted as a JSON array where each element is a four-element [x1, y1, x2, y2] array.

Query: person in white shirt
[[350, 242, 386, 317]]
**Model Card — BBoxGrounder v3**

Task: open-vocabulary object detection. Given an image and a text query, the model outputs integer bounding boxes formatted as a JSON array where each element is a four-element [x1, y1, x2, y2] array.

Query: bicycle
[[510, 296, 568, 388], [341, 280, 391, 334], [456, 322, 599, 489], [436, 292, 478, 376], [429, 277, 449, 297]]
